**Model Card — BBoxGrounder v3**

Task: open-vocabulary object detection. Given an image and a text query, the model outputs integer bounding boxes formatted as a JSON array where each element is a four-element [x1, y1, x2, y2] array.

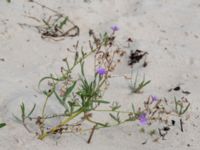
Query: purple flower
[[151, 95, 158, 102], [138, 113, 148, 125], [111, 25, 119, 32], [97, 67, 106, 76]]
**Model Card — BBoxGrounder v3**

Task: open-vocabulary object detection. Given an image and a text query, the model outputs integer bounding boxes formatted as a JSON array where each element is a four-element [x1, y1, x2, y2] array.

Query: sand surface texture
[[0, 0, 200, 150]]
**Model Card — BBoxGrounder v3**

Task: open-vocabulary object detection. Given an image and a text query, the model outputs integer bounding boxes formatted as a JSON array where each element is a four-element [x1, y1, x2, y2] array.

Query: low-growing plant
[[174, 97, 190, 132], [14, 102, 36, 132], [174, 97, 190, 116], [15, 27, 190, 143], [129, 71, 151, 93]]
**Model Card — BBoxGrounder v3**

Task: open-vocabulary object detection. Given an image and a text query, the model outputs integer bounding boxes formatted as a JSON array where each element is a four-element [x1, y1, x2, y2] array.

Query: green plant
[[13, 102, 36, 132], [174, 97, 190, 116], [16, 28, 128, 140], [15, 27, 190, 143], [129, 71, 151, 93]]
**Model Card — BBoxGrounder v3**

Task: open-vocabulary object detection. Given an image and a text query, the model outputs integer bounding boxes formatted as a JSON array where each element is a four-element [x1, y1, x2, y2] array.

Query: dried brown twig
[[20, 0, 80, 40]]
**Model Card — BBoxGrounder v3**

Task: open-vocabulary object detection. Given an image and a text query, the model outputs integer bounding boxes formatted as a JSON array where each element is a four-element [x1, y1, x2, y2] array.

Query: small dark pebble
[[174, 86, 181, 91], [143, 61, 148, 67], [171, 120, 176, 126], [142, 140, 147, 145], [182, 90, 191, 95], [163, 126, 170, 131], [127, 37, 133, 42], [0, 58, 5, 62], [168, 86, 181, 92], [187, 144, 190, 147]]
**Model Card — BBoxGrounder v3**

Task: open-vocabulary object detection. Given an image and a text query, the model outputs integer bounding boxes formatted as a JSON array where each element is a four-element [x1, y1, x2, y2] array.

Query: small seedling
[[13, 102, 36, 132], [129, 72, 151, 93], [174, 97, 190, 116]]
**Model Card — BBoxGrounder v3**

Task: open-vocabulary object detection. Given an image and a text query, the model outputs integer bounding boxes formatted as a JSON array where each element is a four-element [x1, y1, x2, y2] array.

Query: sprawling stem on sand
[[38, 108, 84, 140]]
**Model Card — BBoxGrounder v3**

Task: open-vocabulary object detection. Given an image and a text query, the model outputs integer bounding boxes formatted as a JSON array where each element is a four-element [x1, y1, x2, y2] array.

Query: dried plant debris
[[171, 120, 176, 126], [182, 90, 191, 95], [40, 15, 79, 39], [128, 50, 148, 66], [158, 128, 168, 140], [168, 85, 191, 95], [180, 118, 184, 132], [19, 0, 79, 40]]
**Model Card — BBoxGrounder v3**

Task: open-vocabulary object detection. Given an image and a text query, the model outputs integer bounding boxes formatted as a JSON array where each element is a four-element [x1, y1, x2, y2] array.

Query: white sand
[[0, 0, 200, 149]]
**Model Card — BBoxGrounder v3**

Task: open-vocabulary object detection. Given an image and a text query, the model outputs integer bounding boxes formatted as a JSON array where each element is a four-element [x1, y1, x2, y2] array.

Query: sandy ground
[[0, 0, 200, 149]]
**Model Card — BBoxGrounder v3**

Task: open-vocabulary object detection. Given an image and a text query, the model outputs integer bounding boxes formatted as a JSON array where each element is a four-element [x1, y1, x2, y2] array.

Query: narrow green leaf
[[27, 104, 36, 118], [109, 113, 120, 123], [13, 114, 22, 123], [182, 103, 190, 115], [54, 91, 69, 110], [63, 81, 77, 102], [93, 100, 110, 104], [42, 19, 51, 29], [20, 102, 25, 119], [0, 123, 6, 128], [95, 122, 109, 127], [142, 80, 151, 86], [81, 49, 86, 57], [73, 51, 79, 66], [135, 80, 151, 93], [132, 103, 136, 114], [80, 62, 85, 77], [58, 16, 68, 29]]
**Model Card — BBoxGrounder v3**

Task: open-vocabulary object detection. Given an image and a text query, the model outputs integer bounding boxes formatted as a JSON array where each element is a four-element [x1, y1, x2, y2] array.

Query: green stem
[[94, 109, 132, 114], [38, 108, 84, 140], [83, 120, 129, 132], [42, 96, 49, 118]]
